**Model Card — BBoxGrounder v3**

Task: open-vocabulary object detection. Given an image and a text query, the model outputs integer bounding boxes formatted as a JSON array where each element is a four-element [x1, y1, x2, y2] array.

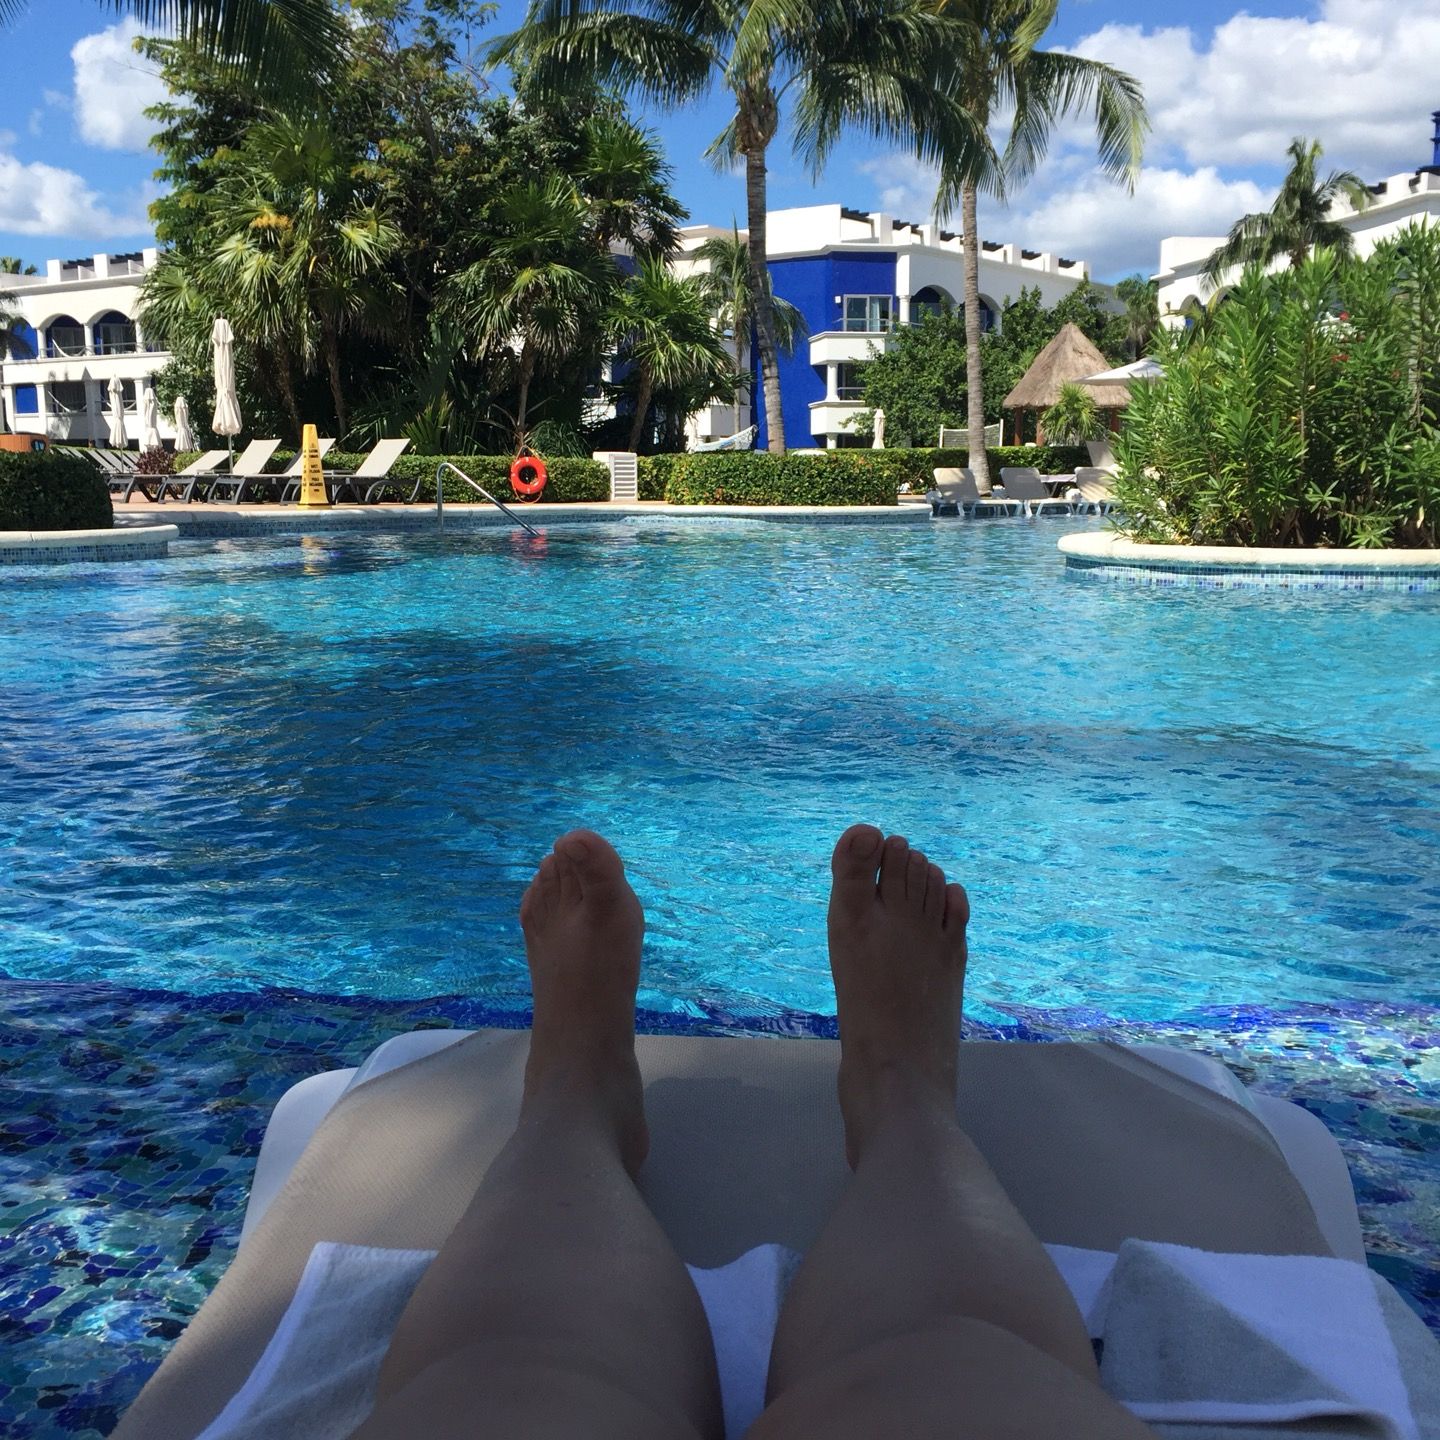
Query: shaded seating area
[[1003, 324, 1130, 445]]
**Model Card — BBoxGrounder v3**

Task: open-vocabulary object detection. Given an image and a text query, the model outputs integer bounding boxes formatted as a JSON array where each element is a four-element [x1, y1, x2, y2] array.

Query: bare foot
[[827, 824, 970, 1168], [518, 829, 649, 1175]]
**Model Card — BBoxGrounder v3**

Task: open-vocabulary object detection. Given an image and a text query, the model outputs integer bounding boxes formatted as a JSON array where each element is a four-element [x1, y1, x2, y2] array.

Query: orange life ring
[[510, 453, 547, 501]]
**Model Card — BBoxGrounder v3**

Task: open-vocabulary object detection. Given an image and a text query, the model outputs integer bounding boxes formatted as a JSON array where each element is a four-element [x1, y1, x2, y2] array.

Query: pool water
[[3, 518, 1440, 1435]]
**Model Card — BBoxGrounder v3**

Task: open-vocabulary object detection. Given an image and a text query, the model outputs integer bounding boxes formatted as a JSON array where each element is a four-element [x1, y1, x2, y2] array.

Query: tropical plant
[[930, 0, 1147, 490], [492, 0, 986, 453], [0, 0, 348, 98], [571, 112, 686, 260], [694, 224, 805, 429], [446, 177, 618, 441], [1114, 274, 1159, 359], [611, 256, 737, 450], [1039, 382, 1102, 444], [1202, 139, 1371, 286], [1114, 229, 1440, 549]]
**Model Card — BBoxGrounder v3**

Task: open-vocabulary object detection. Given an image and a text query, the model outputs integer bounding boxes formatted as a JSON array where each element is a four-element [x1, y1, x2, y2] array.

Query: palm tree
[[613, 257, 736, 450], [572, 113, 686, 261], [206, 117, 403, 439], [0, 0, 347, 99], [695, 225, 805, 434], [931, 0, 1147, 489], [1202, 138, 1371, 286], [447, 178, 618, 441], [1115, 274, 1159, 359], [492, 0, 984, 453]]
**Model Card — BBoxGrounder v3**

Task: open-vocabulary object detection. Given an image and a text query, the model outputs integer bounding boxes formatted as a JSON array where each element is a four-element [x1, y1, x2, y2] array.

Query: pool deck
[[113, 497, 934, 537]]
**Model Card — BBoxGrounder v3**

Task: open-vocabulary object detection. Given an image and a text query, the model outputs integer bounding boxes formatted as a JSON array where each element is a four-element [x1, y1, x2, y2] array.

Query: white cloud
[[852, 0, 1440, 280], [70, 19, 167, 153], [0, 152, 152, 239], [1071, 0, 1440, 177]]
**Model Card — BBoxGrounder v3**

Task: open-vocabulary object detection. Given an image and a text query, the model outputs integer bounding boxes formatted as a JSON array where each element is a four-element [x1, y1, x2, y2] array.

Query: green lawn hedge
[[0, 450, 112, 530], [662, 452, 899, 506]]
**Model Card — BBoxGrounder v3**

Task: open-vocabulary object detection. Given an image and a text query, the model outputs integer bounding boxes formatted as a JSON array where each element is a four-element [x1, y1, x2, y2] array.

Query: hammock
[[692, 425, 757, 453]]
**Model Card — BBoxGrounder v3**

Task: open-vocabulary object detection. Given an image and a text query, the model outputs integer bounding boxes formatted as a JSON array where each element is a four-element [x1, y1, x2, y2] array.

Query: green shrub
[[135, 446, 176, 475], [0, 450, 112, 530], [1115, 229, 1440, 548], [663, 452, 897, 506], [638, 453, 682, 501]]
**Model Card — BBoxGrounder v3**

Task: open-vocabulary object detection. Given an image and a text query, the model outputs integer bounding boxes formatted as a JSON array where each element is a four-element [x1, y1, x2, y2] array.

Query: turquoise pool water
[[3, 520, 1438, 1019], [3, 517, 1440, 1436]]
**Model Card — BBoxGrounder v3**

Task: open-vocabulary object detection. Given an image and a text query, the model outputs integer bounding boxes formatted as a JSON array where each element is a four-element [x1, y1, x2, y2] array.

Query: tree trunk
[[323, 324, 347, 441], [627, 369, 653, 452], [734, 326, 746, 433], [273, 345, 302, 442], [962, 185, 990, 488], [515, 345, 535, 442], [745, 143, 786, 453]]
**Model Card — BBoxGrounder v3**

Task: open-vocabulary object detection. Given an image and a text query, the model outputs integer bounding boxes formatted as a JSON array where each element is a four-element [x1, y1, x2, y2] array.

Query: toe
[[943, 882, 970, 935], [520, 853, 561, 929], [831, 824, 884, 880], [878, 834, 910, 907], [905, 848, 929, 905], [924, 863, 947, 921], [552, 845, 583, 906], [555, 829, 628, 903]]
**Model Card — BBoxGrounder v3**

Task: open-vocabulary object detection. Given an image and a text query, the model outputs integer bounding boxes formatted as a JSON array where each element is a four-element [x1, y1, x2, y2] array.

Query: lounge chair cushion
[[114, 1033, 1331, 1440]]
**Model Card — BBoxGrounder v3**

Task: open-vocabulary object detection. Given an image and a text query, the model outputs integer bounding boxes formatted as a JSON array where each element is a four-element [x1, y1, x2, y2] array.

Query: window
[[842, 295, 893, 332], [14, 383, 38, 415], [46, 316, 85, 357], [94, 312, 138, 354], [836, 363, 865, 400], [48, 381, 87, 414], [7, 322, 37, 362]]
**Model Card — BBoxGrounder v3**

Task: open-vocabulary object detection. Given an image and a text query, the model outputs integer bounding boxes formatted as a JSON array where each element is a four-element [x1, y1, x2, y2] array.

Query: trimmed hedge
[[0, 449, 112, 530], [663, 452, 898, 507]]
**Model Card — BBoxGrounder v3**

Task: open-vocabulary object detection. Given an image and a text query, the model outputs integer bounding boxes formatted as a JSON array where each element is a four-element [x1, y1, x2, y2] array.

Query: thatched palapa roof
[[1003, 323, 1131, 411]]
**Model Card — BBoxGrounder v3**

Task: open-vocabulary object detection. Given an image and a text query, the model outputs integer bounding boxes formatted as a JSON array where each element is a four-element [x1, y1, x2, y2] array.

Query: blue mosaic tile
[[1063, 554, 1440, 592], [1, 980, 1437, 1437]]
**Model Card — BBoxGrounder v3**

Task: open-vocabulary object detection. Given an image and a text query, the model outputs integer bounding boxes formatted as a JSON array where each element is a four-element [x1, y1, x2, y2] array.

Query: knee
[[751, 1318, 1141, 1440]]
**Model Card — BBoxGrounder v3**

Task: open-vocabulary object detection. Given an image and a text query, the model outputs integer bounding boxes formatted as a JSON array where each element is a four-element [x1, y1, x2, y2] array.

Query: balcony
[[809, 396, 866, 438], [809, 330, 892, 367]]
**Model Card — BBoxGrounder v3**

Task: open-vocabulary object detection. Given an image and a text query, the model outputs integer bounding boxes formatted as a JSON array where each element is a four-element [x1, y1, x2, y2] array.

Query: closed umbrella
[[141, 386, 162, 451], [872, 407, 886, 449], [106, 375, 127, 449], [173, 394, 195, 452], [211, 316, 242, 469]]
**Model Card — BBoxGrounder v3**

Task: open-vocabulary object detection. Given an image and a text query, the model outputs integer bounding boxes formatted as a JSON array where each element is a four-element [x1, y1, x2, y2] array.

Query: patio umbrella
[[173, 395, 195, 452], [106, 375, 127, 449], [872, 407, 886, 449], [1080, 356, 1166, 383], [140, 386, 162, 451], [210, 316, 242, 469]]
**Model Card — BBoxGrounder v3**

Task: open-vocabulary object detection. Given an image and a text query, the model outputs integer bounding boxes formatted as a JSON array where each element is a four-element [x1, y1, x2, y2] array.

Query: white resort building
[[1157, 115, 1440, 326], [0, 248, 173, 445], [673, 204, 1100, 448]]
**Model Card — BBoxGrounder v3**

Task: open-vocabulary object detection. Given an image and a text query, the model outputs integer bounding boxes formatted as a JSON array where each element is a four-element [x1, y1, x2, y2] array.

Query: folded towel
[[197, 1241, 1432, 1440]]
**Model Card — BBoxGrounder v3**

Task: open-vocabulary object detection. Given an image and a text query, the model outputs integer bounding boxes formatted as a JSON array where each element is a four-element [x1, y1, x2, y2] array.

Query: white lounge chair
[[930, 467, 1022, 517], [151, 450, 232, 504], [206, 440, 285, 503], [1086, 439, 1119, 474], [1073, 466, 1118, 515], [998, 467, 1074, 516], [256, 439, 339, 502], [285, 438, 412, 504]]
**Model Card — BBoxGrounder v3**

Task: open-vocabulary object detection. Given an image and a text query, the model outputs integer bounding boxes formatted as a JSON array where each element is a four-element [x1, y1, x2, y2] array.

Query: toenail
[[558, 834, 591, 860]]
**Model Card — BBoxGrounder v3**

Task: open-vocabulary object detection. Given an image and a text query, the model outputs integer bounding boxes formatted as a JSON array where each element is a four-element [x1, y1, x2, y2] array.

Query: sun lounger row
[[929, 466, 1118, 517], [93, 439, 414, 504]]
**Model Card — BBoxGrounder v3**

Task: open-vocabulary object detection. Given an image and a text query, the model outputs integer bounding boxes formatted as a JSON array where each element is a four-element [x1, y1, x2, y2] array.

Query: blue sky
[[1, 0, 1436, 280]]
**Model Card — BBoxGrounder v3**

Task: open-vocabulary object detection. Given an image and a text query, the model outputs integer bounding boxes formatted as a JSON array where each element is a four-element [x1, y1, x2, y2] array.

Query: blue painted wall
[[14, 383, 38, 414], [757, 251, 896, 449]]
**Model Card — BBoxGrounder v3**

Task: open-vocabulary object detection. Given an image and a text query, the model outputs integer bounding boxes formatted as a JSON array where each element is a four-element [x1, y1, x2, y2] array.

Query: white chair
[[1073, 466, 1118, 515], [998, 467, 1074, 516], [931, 467, 1022, 516], [1086, 439, 1119, 474]]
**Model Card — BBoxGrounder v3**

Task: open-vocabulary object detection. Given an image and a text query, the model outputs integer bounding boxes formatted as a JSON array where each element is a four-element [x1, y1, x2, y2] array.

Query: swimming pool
[[3, 517, 1439, 1434]]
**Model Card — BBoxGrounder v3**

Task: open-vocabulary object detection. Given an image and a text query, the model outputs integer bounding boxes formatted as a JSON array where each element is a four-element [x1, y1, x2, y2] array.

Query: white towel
[[197, 1241, 1428, 1440]]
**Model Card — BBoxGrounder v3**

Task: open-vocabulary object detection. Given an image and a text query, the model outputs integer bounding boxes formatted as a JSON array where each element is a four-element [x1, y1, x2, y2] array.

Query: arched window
[[46, 315, 85, 358], [7, 321, 37, 361], [912, 285, 953, 321], [93, 310, 137, 355]]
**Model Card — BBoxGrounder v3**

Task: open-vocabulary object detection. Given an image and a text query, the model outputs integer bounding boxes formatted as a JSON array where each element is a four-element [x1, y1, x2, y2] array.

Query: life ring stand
[[509, 449, 548, 502]]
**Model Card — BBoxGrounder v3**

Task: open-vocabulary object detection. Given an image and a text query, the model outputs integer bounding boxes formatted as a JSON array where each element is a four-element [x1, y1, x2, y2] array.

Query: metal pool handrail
[[435, 461, 541, 537]]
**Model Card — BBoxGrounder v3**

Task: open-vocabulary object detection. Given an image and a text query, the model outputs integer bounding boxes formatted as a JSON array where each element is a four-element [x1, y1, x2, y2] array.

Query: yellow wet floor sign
[[296, 424, 331, 508]]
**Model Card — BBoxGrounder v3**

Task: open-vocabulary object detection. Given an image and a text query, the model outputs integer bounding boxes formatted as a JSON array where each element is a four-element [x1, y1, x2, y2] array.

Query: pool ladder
[[434, 461, 541, 537]]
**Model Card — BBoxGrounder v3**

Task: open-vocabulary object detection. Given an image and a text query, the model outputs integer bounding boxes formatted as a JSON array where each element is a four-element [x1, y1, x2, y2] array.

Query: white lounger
[[115, 1031, 1390, 1440]]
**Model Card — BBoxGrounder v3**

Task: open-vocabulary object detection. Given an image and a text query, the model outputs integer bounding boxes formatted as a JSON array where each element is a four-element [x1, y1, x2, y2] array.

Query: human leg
[[353, 831, 722, 1440], [751, 826, 1150, 1440]]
